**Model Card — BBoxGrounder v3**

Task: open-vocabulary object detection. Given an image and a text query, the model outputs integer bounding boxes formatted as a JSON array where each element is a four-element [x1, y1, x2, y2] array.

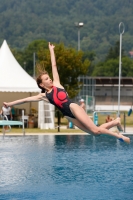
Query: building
[[78, 76, 133, 111]]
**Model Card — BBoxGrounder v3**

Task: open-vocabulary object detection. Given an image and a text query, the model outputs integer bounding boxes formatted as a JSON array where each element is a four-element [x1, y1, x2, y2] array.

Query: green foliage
[[12, 38, 133, 79], [92, 59, 119, 76], [37, 43, 90, 98], [92, 41, 133, 77], [105, 41, 124, 60], [82, 51, 96, 75], [0, 0, 133, 61], [121, 57, 133, 77], [23, 40, 48, 75], [12, 40, 48, 76], [11, 48, 24, 68]]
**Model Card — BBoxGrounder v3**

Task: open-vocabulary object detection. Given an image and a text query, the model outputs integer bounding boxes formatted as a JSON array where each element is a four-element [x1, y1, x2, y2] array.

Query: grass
[[3, 128, 83, 133], [0, 111, 133, 134], [97, 111, 133, 126]]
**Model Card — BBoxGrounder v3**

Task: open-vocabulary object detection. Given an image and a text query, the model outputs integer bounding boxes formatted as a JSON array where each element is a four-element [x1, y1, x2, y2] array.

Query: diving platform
[[0, 111, 25, 135]]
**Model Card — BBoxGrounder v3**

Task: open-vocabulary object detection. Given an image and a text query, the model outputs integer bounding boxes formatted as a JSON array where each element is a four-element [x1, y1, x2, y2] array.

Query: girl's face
[[39, 74, 53, 89]]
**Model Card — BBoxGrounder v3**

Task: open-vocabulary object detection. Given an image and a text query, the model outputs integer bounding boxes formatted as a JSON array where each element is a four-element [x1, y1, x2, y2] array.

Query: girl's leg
[[99, 117, 123, 131], [70, 104, 130, 143], [65, 116, 90, 133]]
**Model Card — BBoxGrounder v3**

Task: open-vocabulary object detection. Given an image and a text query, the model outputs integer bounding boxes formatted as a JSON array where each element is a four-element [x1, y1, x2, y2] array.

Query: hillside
[[0, 0, 133, 60]]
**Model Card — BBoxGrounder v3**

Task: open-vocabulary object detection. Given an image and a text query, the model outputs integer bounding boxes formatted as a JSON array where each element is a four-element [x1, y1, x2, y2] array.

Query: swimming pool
[[0, 135, 133, 200]]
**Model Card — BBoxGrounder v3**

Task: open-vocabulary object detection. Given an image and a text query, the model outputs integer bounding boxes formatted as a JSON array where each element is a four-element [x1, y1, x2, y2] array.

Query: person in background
[[0, 105, 12, 120], [0, 105, 12, 130], [105, 115, 112, 123], [79, 99, 86, 111]]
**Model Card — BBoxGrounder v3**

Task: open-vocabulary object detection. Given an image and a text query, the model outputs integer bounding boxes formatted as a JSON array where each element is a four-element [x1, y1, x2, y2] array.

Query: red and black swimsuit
[[46, 86, 76, 119]]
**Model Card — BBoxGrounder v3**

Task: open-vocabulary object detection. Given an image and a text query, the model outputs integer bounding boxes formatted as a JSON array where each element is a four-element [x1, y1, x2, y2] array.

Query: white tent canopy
[[0, 40, 55, 129], [0, 40, 40, 92]]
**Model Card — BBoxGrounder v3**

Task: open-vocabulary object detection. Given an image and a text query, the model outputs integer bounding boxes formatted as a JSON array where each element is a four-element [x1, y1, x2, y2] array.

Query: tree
[[82, 51, 96, 75], [22, 40, 48, 76], [11, 48, 24, 69], [92, 41, 129, 77], [37, 43, 90, 98], [92, 56, 133, 77], [92, 59, 119, 76], [121, 57, 133, 77], [12, 40, 48, 76], [105, 41, 125, 60]]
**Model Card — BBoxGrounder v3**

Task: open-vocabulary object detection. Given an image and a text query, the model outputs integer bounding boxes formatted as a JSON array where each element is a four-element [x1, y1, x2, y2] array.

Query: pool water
[[0, 135, 133, 200]]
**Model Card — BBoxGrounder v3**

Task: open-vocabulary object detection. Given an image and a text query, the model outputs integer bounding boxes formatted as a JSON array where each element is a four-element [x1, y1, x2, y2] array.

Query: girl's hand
[[49, 42, 55, 50], [3, 102, 10, 108]]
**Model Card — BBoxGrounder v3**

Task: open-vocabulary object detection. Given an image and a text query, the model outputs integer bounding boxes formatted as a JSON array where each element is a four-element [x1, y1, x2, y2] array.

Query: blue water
[[0, 135, 133, 200]]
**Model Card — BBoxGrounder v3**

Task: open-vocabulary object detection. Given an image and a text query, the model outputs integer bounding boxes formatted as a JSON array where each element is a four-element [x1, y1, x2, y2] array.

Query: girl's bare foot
[[119, 135, 130, 144]]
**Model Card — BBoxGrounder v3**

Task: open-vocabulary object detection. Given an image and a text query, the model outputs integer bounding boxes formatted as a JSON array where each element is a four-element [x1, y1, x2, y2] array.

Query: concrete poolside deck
[[0, 132, 88, 136], [123, 127, 133, 135]]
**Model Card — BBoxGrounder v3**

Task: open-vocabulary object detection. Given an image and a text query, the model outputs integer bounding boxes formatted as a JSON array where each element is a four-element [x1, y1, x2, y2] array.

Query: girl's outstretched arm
[[49, 42, 61, 86], [3, 93, 47, 108]]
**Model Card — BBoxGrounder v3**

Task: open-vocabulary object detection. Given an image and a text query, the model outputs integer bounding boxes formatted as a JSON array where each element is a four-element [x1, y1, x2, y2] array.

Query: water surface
[[0, 135, 133, 200]]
